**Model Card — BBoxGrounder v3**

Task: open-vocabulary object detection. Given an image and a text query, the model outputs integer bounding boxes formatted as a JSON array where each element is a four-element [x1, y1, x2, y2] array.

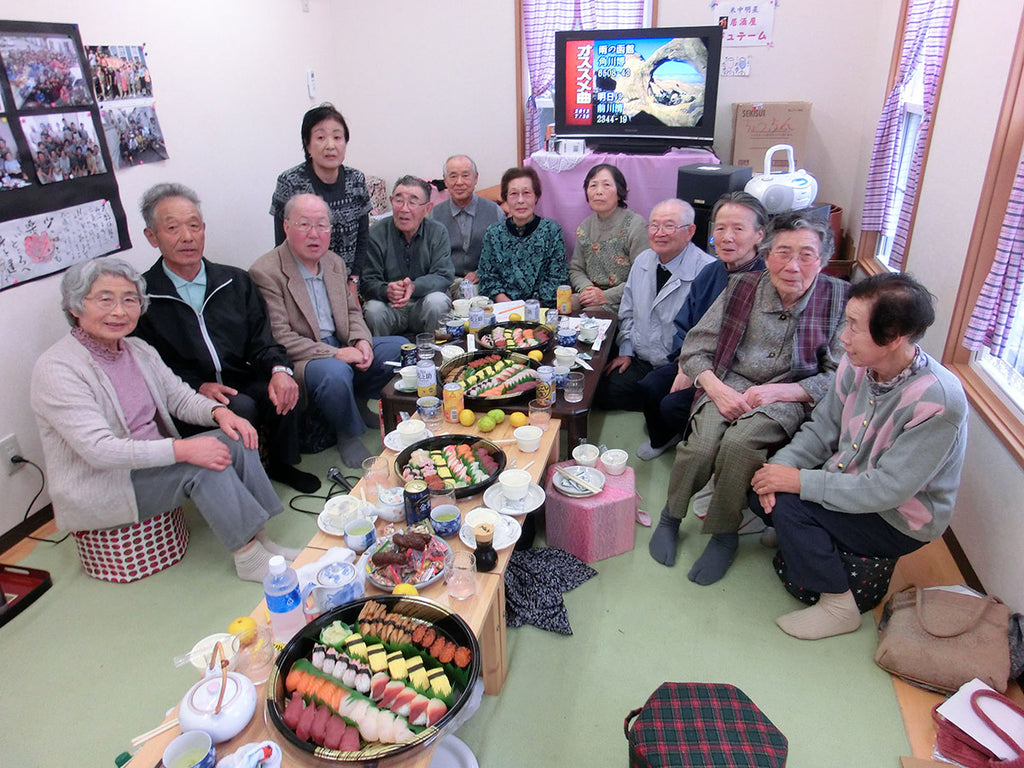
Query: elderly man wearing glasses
[[251, 194, 406, 468], [596, 198, 715, 412], [361, 175, 454, 336]]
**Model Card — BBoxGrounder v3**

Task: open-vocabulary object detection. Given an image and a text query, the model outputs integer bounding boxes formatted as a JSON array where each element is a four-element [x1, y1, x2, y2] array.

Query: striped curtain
[[522, 0, 646, 157], [962, 154, 1024, 355], [861, 0, 956, 271]]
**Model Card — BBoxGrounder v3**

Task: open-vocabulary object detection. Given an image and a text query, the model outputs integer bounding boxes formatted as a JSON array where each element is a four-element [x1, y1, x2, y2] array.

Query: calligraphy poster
[[0, 19, 130, 290], [711, 2, 776, 48]]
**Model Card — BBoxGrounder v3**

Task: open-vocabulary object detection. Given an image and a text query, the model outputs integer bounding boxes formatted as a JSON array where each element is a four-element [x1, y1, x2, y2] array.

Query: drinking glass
[[564, 372, 585, 403], [429, 481, 457, 509], [416, 396, 443, 431], [416, 332, 435, 360], [444, 551, 477, 600], [360, 456, 390, 503], [528, 399, 552, 431]]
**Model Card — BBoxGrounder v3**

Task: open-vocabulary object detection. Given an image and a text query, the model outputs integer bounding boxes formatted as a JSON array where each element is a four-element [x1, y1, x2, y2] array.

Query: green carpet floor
[[0, 411, 910, 767]]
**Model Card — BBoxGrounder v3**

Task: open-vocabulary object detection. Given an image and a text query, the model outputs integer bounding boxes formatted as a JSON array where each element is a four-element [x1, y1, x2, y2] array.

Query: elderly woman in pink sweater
[[31, 257, 295, 582]]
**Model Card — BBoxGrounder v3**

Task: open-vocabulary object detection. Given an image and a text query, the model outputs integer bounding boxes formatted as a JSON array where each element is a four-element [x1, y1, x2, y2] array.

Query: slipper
[[636, 509, 652, 527]]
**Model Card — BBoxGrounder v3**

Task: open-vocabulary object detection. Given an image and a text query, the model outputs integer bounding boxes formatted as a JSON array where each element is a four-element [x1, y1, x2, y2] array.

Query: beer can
[[535, 365, 555, 406], [403, 480, 431, 525], [416, 359, 437, 397], [524, 299, 540, 322], [443, 382, 465, 422], [556, 284, 572, 315], [400, 343, 418, 367], [468, 305, 486, 334]]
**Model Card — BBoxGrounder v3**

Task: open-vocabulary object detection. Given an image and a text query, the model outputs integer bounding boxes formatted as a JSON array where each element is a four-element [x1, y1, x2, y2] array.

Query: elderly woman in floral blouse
[[567, 163, 648, 313], [477, 166, 568, 305]]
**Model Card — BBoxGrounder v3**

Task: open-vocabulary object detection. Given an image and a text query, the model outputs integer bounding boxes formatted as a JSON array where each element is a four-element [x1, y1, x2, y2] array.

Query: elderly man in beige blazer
[[251, 193, 406, 467]]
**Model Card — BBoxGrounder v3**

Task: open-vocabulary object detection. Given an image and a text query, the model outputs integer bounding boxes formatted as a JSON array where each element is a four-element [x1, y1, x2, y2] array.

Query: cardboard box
[[732, 101, 812, 173]]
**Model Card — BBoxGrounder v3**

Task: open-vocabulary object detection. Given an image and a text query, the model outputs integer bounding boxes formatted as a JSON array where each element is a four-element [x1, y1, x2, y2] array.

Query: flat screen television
[[553, 25, 723, 150]]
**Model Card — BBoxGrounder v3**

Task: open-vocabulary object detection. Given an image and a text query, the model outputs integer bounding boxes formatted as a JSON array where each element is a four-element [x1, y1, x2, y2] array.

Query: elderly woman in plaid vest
[[649, 211, 849, 586]]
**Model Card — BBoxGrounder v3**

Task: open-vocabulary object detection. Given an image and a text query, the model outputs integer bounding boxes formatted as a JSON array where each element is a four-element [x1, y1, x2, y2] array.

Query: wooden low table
[[126, 416, 559, 768], [379, 311, 617, 447]]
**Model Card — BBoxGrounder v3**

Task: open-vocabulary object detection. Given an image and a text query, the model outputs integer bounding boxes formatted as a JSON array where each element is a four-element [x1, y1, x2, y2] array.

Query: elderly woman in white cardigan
[[30, 257, 295, 582]]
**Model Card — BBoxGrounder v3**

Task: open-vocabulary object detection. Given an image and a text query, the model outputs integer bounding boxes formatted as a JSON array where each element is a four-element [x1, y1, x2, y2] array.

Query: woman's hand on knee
[[212, 408, 259, 450], [174, 436, 232, 470]]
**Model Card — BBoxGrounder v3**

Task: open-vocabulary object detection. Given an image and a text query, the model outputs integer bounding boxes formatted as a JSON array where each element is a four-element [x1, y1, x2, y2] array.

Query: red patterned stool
[[72, 508, 189, 583], [544, 461, 638, 563]]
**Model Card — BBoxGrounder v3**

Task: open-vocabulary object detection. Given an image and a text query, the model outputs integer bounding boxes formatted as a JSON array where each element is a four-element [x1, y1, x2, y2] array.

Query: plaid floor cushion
[[624, 682, 787, 768]]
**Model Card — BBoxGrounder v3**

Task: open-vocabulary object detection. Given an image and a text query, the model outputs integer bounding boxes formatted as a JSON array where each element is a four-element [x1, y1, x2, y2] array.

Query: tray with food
[[439, 351, 540, 402], [394, 435, 506, 499], [364, 527, 451, 590], [475, 321, 552, 352], [267, 596, 481, 764]]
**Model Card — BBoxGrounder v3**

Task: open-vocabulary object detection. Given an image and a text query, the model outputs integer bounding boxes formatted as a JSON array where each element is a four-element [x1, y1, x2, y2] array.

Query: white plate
[[553, 465, 606, 497], [459, 514, 522, 551], [189, 632, 236, 671], [429, 734, 479, 768], [317, 508, 378, 537], [383, 427, 434, 452], [393, 381, 418, 393], [483, 482, 545, 515]]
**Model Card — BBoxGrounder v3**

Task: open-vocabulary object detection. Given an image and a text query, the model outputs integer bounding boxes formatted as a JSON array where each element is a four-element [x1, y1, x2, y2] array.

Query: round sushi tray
[[363, 530, 452, 591], [266, 595, 481, 765], [438, 350, 540, 403], [475, 321, 552, 353], [394, 435, 506, 499]]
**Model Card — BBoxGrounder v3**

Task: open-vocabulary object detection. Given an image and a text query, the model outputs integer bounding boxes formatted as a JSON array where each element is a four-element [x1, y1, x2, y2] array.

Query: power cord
[[287, 467, 361, 515], [14, 456, 70, 545]]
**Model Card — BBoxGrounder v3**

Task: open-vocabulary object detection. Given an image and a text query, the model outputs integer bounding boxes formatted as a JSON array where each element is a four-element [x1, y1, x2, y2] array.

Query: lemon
[[228, 616, 257, 646], [509, 313, 523, 322], [458, 409, 476, 427], [478, 416, 496, 433], [527, 349, 543, 362], [509, 412, 529, 428], [487, 408, 505, 424], [392, 583, 419, 596]]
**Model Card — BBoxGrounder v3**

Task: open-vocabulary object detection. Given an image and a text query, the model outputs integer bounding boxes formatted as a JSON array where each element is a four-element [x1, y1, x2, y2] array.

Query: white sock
[[255, 529, 302, 561], [233, 539, 276, 583], [775, 590, 861, 640]]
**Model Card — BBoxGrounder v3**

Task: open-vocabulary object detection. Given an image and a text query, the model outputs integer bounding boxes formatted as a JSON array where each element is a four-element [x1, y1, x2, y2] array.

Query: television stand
[[584, 137, 712, 155]]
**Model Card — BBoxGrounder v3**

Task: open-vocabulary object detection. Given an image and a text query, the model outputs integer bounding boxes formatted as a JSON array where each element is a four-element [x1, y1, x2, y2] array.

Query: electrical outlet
[[1, 433, 23, 475]]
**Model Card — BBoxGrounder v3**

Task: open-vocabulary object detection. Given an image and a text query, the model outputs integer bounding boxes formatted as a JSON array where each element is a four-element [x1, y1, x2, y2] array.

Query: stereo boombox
[[744, 144, 818, 214]]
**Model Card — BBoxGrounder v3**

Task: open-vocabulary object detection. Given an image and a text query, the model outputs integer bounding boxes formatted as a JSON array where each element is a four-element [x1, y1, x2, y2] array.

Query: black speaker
[[676, 163, 753, 208]]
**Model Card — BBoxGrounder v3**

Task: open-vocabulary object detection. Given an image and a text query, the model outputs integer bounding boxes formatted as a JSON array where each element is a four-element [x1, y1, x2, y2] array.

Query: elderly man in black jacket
[[134, 182, 320, 494]]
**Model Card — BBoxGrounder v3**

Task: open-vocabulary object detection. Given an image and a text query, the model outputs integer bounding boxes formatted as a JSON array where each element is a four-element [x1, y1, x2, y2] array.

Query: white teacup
[[452, 299, 471, 317], [553, 346, 578, 369], [396, 418, 427, 447], [499, 468, 531, 501], [513, 425, 543, 453], [399, 365, 418, 388], [572, 443, 600, 467], [578, 320, 600, 344], [469, 295, 490, 309]]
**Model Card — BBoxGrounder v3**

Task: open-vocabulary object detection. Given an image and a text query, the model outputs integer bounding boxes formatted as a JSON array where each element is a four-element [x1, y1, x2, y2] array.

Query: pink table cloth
[[544, 461, 638, 563]]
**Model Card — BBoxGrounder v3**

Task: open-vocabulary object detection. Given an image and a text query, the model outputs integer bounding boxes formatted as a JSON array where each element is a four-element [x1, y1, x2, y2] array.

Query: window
[[859, 0, 957, 273], [944, 10, 1024, 465]]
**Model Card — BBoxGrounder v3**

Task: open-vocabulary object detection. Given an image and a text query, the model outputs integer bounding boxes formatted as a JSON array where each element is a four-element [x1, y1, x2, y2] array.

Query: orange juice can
[[556, 284, 572, 315], [443, 382, 464, 422]]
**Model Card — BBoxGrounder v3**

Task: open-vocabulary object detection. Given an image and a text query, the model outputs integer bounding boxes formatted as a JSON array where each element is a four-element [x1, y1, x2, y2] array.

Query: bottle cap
[[268, 555, 286, 574], [473, 523, 494, 547]]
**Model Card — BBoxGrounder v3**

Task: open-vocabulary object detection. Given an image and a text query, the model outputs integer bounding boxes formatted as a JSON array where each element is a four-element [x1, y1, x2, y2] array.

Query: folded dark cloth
[[504, 547, 597, 635]]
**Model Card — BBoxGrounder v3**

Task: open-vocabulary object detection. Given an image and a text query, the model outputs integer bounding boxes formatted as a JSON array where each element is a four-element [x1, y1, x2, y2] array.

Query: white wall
[[1, 1, 1022, 611]]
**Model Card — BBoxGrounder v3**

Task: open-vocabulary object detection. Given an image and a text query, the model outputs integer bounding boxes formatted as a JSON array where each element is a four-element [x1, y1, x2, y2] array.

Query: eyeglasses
[[85, 293, 142, 311], [647, 222, 689, 234], [390, 196, 427, 210], [288, 219, 331, 233], [769, 248, 821, 266]]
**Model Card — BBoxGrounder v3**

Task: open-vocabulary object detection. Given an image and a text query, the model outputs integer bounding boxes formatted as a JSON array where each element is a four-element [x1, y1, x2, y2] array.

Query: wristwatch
[[272, 365, 294, 377]]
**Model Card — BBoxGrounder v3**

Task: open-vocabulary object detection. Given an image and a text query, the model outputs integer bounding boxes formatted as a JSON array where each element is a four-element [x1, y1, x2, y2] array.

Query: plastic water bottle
[[263, 555, 305, 645]]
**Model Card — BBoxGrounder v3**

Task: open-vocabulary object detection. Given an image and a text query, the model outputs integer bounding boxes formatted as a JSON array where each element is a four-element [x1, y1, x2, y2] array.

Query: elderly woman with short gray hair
[[31, 256, 294, 582]]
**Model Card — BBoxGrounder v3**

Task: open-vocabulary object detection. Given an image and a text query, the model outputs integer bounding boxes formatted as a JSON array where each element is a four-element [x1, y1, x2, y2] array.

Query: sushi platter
[[394, 435, 506, 499], [364, 529, 451, 590], [439, 350, 540, 403], [267, 595, 481, 764], [475, 321, 552, 353]]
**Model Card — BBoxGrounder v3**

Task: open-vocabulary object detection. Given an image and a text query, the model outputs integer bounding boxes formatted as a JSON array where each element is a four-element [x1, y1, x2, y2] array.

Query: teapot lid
[[185, 674, 243, 715]]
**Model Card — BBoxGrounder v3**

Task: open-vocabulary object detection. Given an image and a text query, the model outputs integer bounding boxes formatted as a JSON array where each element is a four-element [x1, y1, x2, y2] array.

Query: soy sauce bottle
[[473, 524, 498, 573]]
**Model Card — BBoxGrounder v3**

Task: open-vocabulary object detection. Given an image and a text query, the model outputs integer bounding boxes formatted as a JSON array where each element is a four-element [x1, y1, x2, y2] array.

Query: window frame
[[943, 9, 1024, 467]]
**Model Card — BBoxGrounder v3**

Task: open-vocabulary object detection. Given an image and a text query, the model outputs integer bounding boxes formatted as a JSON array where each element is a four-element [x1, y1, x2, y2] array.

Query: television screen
[[554, 26, 723, 147]]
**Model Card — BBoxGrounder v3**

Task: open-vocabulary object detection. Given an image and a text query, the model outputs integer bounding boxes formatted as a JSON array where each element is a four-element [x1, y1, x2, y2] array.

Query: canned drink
[[524, 299, 540, 322], [446, 318, 465, 340], [535, 365, 555, 406], [545, 307, 559, 329], [468, 305, 486, 334], [556, 284, 572, 315], [443, 382, 465, 422], [460, 278, 476, 299], [403, 480, 431, 525], [416, 359, 437, 397], [400, 343, 418, 367]]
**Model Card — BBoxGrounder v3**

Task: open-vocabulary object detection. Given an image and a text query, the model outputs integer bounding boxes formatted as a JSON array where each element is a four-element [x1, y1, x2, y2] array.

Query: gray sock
[[688, 533, 739, 585], [649, 507, 681, 566], [338, 436, 371, 468]]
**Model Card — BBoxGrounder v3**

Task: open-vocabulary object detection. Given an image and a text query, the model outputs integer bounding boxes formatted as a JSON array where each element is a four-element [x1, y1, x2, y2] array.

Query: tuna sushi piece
[[283, 691, 305, 729], [391, 686, 418, 717], [425, 697, 448, 727], [295, 701, 318, 742], [379, 679, 405, 710], [339, 725, 361, 751], [369, 671, 391, 702], [310, 705, 332, 745], [408, 693, 431, 726], [323, 714, 348, 750]]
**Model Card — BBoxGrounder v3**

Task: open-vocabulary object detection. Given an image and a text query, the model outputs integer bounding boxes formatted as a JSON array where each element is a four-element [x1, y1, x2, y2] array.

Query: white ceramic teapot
[[178, 641, 258, 743]]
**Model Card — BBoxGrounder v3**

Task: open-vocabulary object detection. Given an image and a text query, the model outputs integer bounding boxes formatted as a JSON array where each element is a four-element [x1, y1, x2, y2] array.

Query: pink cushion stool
[[72, 507, 189, 583], [544, 461, 637, 563]]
